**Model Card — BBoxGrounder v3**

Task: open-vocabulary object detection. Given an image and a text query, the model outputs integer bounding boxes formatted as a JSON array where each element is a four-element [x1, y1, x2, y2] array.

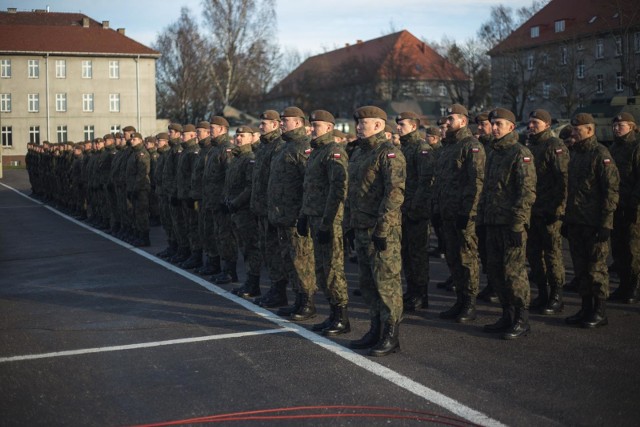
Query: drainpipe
[[45, 53, 50, 141], [135, 55, 140, 131]]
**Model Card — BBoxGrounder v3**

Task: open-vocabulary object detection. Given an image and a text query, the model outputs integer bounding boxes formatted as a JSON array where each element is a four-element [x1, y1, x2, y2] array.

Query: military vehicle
[[574, 96, 640, 145]]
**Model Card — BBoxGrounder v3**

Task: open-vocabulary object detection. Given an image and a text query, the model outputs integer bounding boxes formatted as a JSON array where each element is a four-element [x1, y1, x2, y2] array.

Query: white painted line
[[0, 329, 288, 363], [1, 182, 507, 427]]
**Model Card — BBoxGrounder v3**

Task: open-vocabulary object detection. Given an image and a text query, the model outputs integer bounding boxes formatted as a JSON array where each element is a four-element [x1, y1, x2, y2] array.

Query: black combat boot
[[483, 305, 514, 333], [157, 240, 175, 258], [502, 306, 530, 340], [277, 292, 301, 317], [565, 296, 592, 325], [582, 296, 608, 328], [135, 231, 150, 248], [369, 320, 400, 357], [530, 283, 549, 310], [259, 279, 288, 308], [213, 261, 238, 285], [439, 291, 463, 319], [290, 293, 317, 321], [350, 315, 381, 349], [197, 255, 221, 275], [170, 247, 190, 264], [436, 276, 452, 289], [239, 274, 261, 298], [323, 305, 350, 336], [478, 282, 499, 303], [456, 295, 477, 323], [541, 286, 564, 315], [625, 286, 639, 304], [180, 249, 203, 270], [312, 303, 336, 332], [404, 287, 428, 311]]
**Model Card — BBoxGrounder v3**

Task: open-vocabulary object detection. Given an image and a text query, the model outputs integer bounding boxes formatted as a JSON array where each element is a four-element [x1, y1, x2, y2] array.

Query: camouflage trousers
[[526, 216, 565, 290], [401, 215, 430, 295], [169, 199, 188, 248], [213, 210, 238, 262], [611, 209, 640, 292], [258, 216, 286, 282], [276, 225, 316, 295], [182, 202, 200, 252], [128, 190, 149, 234], [309, 215, 348, 306], [354, 226, 403, 325], [201, 207, 218, 257], [442, 219, 480, 296], [567, 224, 610, 299], [149, 187, 160, 221], [106, 185, 118, 230], [159, 194, 175, 243], [485, 225, 531, 308], [231, 210, 262, 277]]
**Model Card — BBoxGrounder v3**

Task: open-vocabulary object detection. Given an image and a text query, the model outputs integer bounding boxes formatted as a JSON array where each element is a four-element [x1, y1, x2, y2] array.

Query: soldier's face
[[356, 118, 382, 138], [260, 120, 278, 135], [235, 132, 252, 146], [446, 114, 464, 132], [613, 121, 632, 137], [477, 120, 492, 136], [157, 139, 168, 148], [124, 131, 133, 140], [182, 131, 196, 141], [439, 125, 447, 138], [311, 121, 332, 138], [131, 137, 142, 146], [210, 125, 226, 138], [572, 124, 593, 142], [491, 119, 515, 139], [396, 119, 416, 137], [169, 130, 181, 139], [528, 118, 548, 135], [426, 134, 440, 145], [281, 117, 301, 132], [252, 132, 261, 143], [197, 128, 210, 140]]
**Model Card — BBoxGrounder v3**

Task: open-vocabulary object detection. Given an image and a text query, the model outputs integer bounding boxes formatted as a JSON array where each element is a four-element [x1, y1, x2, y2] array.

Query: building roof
[[0, 10, 159, 57], [268, 30, 467, 98], [490, 0, 640, 55]]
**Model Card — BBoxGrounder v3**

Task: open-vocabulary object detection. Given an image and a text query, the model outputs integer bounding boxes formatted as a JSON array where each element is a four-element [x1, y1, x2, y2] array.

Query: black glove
[[508, 230, 523, 247], [544, 214, 560, 225], [219, 202, 230, 213], [596, 227, 610, 242], [456, 215, 470, 230], [560, 224, 568, 238], [431, 213, 442, 229], [170, 196, 180, 207], [317, 229, 331, 244], [185, 198, 195, 209], [372, 235, 387, 252], [296, 216, 308, 236]]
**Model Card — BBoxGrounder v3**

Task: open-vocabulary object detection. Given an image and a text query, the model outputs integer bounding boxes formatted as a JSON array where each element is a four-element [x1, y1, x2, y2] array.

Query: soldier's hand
[[508, 230, 523, 247], [219, 202, 230, 214], [596, 227, 611, 243], [194, 200, 200, 211], [372, 235, 387, 252], [317, 229, 331, 244], [296, 216, 308, 236], [455, 215, 470, 230], [431, 213, 442, 228]]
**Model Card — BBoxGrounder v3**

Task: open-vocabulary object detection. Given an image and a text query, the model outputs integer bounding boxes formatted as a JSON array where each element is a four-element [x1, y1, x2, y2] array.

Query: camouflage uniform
[[164, 139, 188, 255], [125, 142, 151, 240], [147, 144, 160, 225], [176, 137, 200, 255], [187, 136, 212, 268], [98, 143, 117, 230], [155, 144, 174, 249], [70, 147, 84, 216]]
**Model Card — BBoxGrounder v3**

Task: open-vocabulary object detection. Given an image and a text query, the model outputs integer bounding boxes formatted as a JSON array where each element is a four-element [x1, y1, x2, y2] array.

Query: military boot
[[483, 305, 514, 333], [404, 287, 428, 311], [290, 293, 317, 321], [565, 296, 592, 325], [369, 320, 400, 357], [478, 282, 499, 303], [436, 276, 452, 289], [196, 255, 221, 275], [239, 274, 261, 299], [350, 315, 381, 349], [157, 240, 176, 258], [312, 303, 336, 332], [213, 261, 238, 285], [135, 231, 150, 248], [456, 295, 477, 323], [582, 297, 608, 328], [170, 247, 190, 264], [439, 291, 463, 319], [180, 249, 203, 270], [541, 286, 564, 315], [277, 292, 301, 317], [502, 306, 530, 340], [323, 305, 350, 337], [624, 286, 639, 304], [530, 283, 549, 310], [259, 279, 288, 308]]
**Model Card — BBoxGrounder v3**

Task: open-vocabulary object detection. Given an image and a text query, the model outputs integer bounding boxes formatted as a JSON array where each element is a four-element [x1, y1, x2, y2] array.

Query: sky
[[3, 0, 540, 55]]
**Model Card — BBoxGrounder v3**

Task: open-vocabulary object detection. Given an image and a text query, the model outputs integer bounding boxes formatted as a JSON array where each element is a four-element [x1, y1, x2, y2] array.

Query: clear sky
[[2, 0, 538, 55]]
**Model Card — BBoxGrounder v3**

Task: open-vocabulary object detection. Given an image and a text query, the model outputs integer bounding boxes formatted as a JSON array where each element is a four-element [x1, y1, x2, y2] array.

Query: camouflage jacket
[[250, 129, 283, 217], [125, 143, 150, 193], [223, 143, 255, 211], [609, 131, 640, 211], [400, 130, 436, 221], [189, 137, 212, 200], [176, 138, 200, 200], [97, 145, 117, 188], [162, 139, 183, 198], [202, 133, 233, 209], [154, 145, 170, 196]]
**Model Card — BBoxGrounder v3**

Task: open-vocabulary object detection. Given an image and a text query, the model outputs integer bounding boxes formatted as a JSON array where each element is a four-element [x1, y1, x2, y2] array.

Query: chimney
[[7, 7, 17, 13], [102, 20, 109, 29], [356, 39, 363, 44], [345, 43, 350, 48], [82, 17, 89, 28], [117, 28, 125, 35]]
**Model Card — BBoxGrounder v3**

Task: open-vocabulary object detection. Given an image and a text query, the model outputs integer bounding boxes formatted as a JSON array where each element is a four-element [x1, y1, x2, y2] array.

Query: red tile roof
[[0, 11, 159, 57], [269, 30, 467, 97], [490, 0, 640, 55]]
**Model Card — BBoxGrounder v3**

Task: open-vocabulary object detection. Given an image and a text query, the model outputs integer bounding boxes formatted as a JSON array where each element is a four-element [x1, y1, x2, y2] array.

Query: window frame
[[0, 59, 11, 78], [82, 93, 94, 112], [82, 60, 93, 79], [28, 59, 39, 78], [55, 59, 66, 78], [1, 126, 13, 147], [28, 93, 40, 113], [56, 125, 68, 143], [0, 93, 11, 112], [55, 93, 67, 112], [109, 60, 120, 79], [29, 125, 41, 144], [109, 93, 120, 112]]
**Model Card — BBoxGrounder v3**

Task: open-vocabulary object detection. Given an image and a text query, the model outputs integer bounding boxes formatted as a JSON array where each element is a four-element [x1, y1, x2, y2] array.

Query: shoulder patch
[[387, 152, 396, 158], [603, 158, 611, 165], [333, 152, 342, 159], [226, 148, 232, 153], [555, 148, 564, 154], [420, 150, 430, 155], [471, 147, 480, 153], [249, 160, 255, 164], [523, 156, 532, 163], [304, 148, 313, 154]]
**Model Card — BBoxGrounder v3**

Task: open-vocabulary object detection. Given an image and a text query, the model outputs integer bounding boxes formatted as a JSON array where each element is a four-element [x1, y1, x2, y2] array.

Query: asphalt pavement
[[1, 169, 639, 427]]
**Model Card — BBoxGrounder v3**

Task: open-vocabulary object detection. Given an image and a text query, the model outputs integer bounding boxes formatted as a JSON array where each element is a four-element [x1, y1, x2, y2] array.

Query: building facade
[[0, 9, 160, 166]]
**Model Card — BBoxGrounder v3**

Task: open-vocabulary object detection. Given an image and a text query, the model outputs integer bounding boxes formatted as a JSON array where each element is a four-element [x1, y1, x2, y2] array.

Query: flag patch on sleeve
[[471, 147, 480, 153], [555, 148, 563, 154], [304, 148, 313, 154], [387, 152, 396, 158], [523, 156, 532, 163], [603, 158, 611, 165], [333, 153, 341, 159]]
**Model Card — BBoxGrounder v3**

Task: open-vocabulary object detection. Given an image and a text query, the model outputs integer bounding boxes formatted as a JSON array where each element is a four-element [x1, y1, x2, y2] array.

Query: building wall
[[0, 54, 157, 165]]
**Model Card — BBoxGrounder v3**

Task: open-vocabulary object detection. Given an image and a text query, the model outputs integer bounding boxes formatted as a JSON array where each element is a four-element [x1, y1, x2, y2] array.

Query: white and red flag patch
[[387, 152, 396, 158], [523, 156, 532, 163]]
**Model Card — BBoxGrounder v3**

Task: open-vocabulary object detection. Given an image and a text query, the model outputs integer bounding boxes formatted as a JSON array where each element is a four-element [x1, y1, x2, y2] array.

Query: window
[[0, 93, 11, 112], [527, 54, 534, 70], [28, 93, 39, 112], [596, 39, 604, 59], [542, 82, 550, 99], [597, 74, 604, 93], [82, 60, 92, 78], [439, 84, 447, 96], [110, 125, 121, 134], [55, 93, 67, 112], [542, 53, 549, 65], [0, 59, 10, 78], [29, 126, 40, 144], [28, 59, 39, 78], [109, 61, 120, 79], [531, 26, 539, 38], [560, 46, 567, 65], [1, 126, 12, 147], [109, 93, 120, 112], [84, 125, 95, 141], [56, 125, 68, 143], [616, 72, 624, 92], [577, 42, 584, 51], [555, 20, 565, 33], [512, 59, 518, 72], [635, 32, 640, 53], [55, 60, 66, 78], [577, 59, 585, 79], [82, 93, 94, 112], [615, 36, 622, 57]]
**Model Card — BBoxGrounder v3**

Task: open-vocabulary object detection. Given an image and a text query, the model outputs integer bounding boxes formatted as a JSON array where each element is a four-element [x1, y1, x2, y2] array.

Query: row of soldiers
[[25, 104, 639, 357]]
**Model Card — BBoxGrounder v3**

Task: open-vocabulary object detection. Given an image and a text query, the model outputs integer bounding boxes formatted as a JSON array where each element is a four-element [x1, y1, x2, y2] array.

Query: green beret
[[145, 136, 157, 144], [74, 143, 84, 150], [612, 112, 635, 124], [251, 126, 261, 133], [197, 121, 211, 129], [425, 126, 441, 137], [559, 125, 573, 139], [446, 104, 468, 117], [236, 125, 253, 134], [281, 106, 306, 119], [210, 116, 230, 128], [395, 111, 420, 125], [94, 137, 104, 143], [168, 123, 183, 132], [156, 132, 169, 141], [310, 110, 335, 124], [474, 112, 490, 124], [437, 117, 448, 126], [353, 105, 387, 121], [333, 130, 346, 139], [104, 133, 115, 141], [571, 113, 595, 126], [489, 107, 516, 124], [122, 125, 136, 132], [384, 124, 396, 134], [529, 109, 552, 125], [260, 110, 280, 121], [131, 132, 143, 139], [183, 124, 197, 133]]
